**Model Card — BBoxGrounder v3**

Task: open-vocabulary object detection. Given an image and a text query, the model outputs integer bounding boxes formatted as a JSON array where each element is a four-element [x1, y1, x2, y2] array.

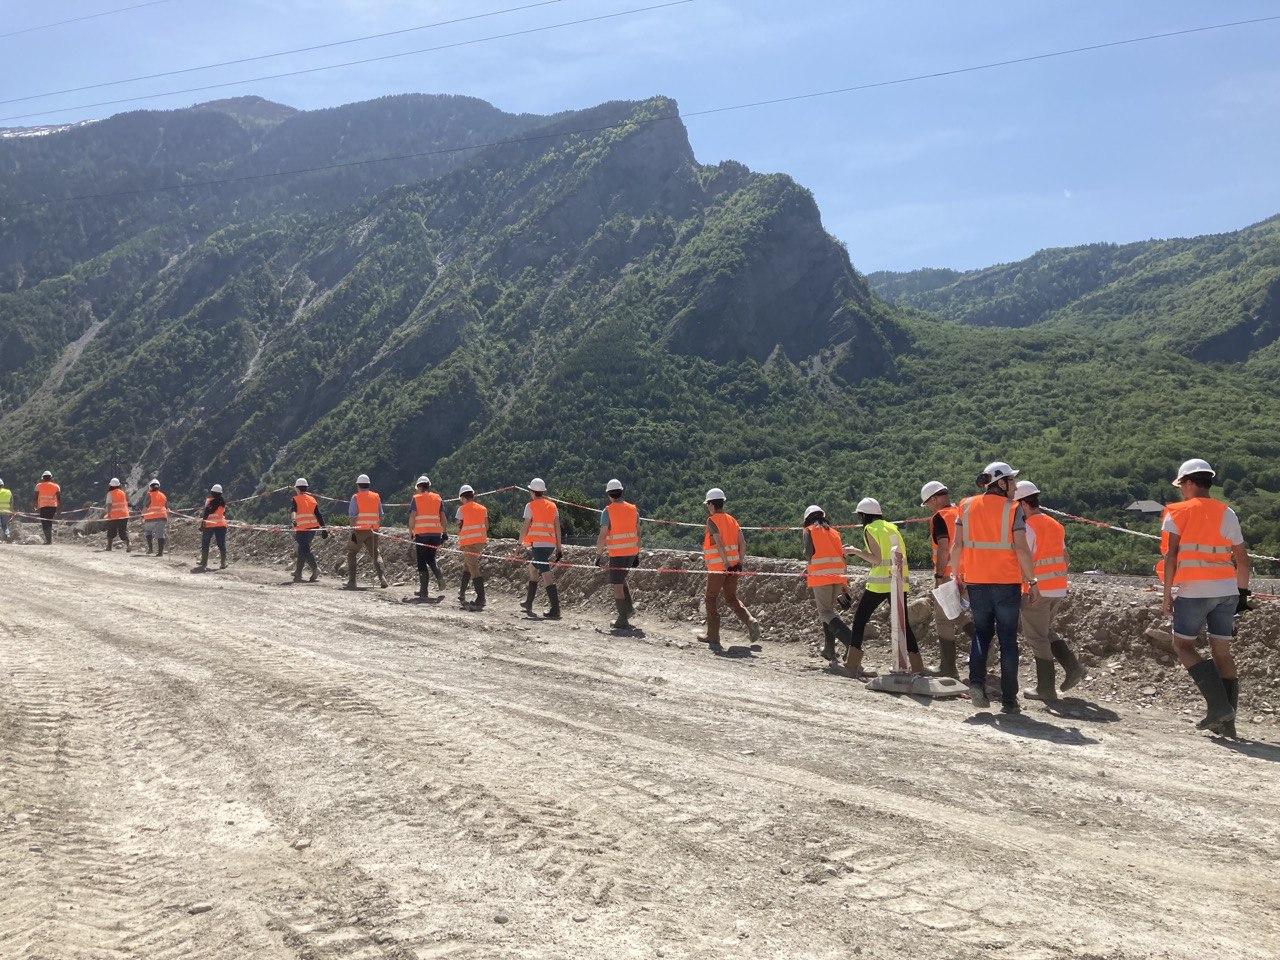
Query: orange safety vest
[[1026, 513, 1068, 594], [105, 488, 130, 520], [411, 491, 444, 535], [203, 498, 228, 528], [604, 501, 640, 557], [36, 481, 60, 508], [806, 524, 846, 587], [523, 497, 558, 547], [957, 494, 1022, 585], [458, 500, 489, 547], [292, 493, 320, 531], [931, 505, 959, 578], [143, 490, 168, 521], [352, 489, 382, 531], [1159, 498, 1235, 586], [703, 512, 742, 572]]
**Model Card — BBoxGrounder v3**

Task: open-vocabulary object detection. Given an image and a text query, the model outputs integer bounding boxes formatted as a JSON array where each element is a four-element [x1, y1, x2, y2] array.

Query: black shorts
[[607, 555, 638, 584]]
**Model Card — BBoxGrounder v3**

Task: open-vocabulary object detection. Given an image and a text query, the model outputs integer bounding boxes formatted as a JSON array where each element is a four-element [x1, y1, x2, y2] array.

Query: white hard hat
[[210, 484, 223, 494], [855, 497, 883, 516], [1173, 458, 1215, 486], [704, 487, 726, 503], [982, 461, 1020, 483], [920, 480, 948, 504], [356, 474, 371, 485], [294, 478, 308, 488], [606, 478, 624, 493], [108, 477, 121, 488], [1013, 480, 1041, 501], [149, 479, 160, 487], [803, 504, 824, 523], [458, 484, 475, 496], [416, 475, 431, 487], [529, 478, 547, 493], [42, 470, 52, 478]]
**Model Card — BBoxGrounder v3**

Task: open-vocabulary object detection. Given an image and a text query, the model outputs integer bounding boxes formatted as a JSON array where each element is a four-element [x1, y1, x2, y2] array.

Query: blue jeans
[[967, 583, 1022, 705], [1172, 593, 1237, 640], [295, 529, 316, 562], [0, 513, 10, 541], [201, 527, 227, 556]]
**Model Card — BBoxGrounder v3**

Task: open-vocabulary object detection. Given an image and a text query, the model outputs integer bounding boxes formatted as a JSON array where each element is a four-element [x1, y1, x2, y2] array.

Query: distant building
[[1126, 499, 1164, 516]]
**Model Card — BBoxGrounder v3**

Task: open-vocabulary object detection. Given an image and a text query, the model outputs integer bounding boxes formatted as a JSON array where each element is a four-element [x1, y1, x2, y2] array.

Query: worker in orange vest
[[698, 487, 761, 653], [139, 479, 169, 556], [104, 477, 132, 552], [195, 484, 228, 572], [949, 461, 1040, 714], [290, 478, 327, 583], [1160, 458, 1251, 736], [520, 478, 563, 619], [1013, 481, 1086, 702], [408, 475, 448, 602], [920, 480, 973, 679], [802, 505, 855, 663], [455, 484, 488, 610], [595, 479, 640, 631], [33, 470, 60, 544], [345, 473, 387, 590]]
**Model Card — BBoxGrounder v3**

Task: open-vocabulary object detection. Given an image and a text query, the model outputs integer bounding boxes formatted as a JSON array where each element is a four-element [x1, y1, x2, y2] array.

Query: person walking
[[0, 477, 13, 544], [1160, 458, 1251, 736], [802, 505, 856, 663], [290, 478, 327, 582], [920, 480, 973, 679], [698, 487, 760, 653], [408, 475, 448, 602], [1013, 481, 1087, 702], [595, 479, 640, 630], [104, 478, 131, 552], [520, 478, 563, 619], [950, 461, 1040, 714], [33, 470, 60, 544], [842, 497, 926, 677], [455, 484, 488, 610], [139, 479, 169, 556], [345, 473, 388, 590], [195, 484, 228, 572]]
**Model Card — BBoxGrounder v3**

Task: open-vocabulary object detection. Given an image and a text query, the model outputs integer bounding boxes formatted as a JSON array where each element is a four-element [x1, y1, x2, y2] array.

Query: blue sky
[[4, 0, 1279, 271]]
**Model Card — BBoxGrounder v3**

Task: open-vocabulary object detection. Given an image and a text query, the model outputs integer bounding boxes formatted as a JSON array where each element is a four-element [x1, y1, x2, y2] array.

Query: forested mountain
[[2, 93, 1279, 569], [868, 216, 1280, 364]]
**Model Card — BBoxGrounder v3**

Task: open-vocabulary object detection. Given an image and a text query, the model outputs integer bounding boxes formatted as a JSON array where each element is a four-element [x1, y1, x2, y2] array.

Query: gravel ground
[[2, 525, 1279, 959]]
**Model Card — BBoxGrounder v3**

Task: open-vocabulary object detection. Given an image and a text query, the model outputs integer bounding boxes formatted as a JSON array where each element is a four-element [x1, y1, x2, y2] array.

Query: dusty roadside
[[2, 538, 1279, 959]]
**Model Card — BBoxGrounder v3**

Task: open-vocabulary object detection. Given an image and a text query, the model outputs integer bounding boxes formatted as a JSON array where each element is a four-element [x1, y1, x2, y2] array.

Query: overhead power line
[[0, 0, 576, 108], [15, 12, 1280, 208], [0, 0, 697, 125], [0, 1, 178, 40]]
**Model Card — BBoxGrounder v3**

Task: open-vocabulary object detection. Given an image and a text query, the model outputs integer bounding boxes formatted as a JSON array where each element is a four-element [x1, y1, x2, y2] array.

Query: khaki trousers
[[1019, 595, 1062, 659], [812, 584, 841, 623]]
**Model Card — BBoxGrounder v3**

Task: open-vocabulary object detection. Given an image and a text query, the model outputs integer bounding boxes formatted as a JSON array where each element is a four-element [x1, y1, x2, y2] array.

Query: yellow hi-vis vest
[[865, 518, 909, 594], [0, 487, 12, 512]]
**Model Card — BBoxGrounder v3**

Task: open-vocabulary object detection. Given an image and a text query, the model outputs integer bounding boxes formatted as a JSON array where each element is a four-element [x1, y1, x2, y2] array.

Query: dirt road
[[3, 544, 1279, 959]]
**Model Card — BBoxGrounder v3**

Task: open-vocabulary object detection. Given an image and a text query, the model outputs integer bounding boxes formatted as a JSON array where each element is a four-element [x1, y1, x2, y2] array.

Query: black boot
[[146, 536, 154, 555], [829, 616, 855, 655], [820, 621, 836, 661], [195, 546, 209, 571], [417, 570, 429, 599], [433, 569, 445, 593], [218, 550, 227, 570], [1188, 659, 1235, 731], [938, 639, 959, 679], [157, 539, 166, 558], [522, 581, 537, 615], [1051, 638, 1087, 691], [623, 583, 635, 617], [473, 578, 486, 611], [611, 597, 631, 631], [459, 571, 471, 607], [306, 555, 318, 581], [293, 558, 305, 583], [1023, 657, 1058, 702], [1221, 677, 1240, 739], [544, 585, 562, 620]]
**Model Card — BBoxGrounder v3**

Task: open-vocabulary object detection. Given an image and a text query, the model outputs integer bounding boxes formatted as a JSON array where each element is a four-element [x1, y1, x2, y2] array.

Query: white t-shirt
[[1162, 505, 1243, 598]]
